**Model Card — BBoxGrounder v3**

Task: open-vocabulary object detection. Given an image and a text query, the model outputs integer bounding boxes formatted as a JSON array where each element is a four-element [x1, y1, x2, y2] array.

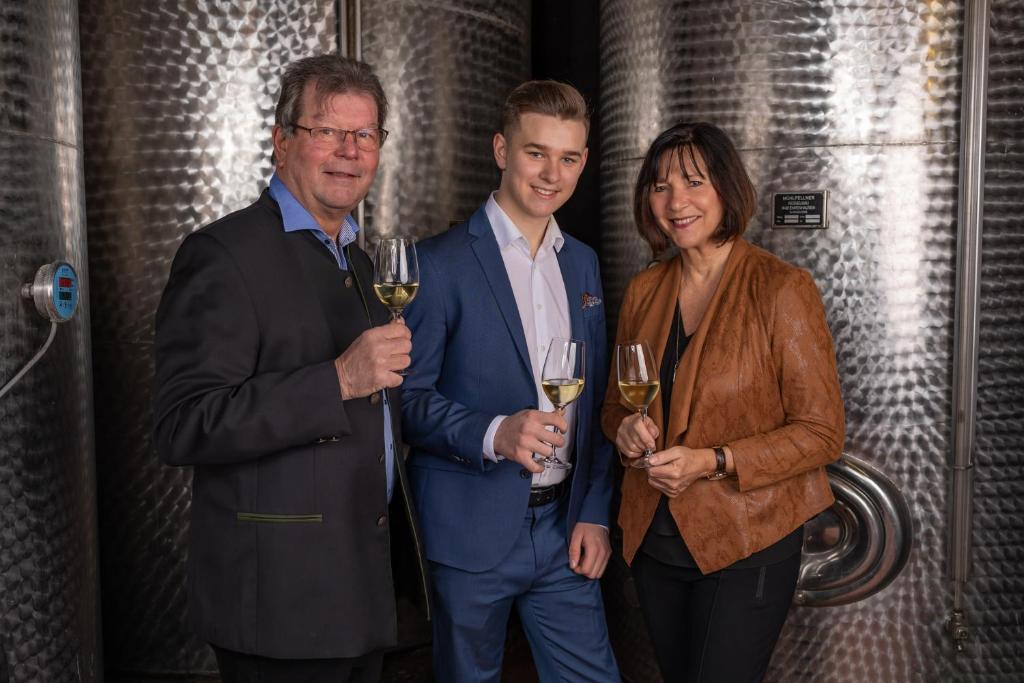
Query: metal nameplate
[[772, 190, 829, 229]]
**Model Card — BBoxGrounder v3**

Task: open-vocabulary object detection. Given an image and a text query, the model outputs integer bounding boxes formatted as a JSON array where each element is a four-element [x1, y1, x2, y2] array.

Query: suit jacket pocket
[[236, 512, 323, 523]]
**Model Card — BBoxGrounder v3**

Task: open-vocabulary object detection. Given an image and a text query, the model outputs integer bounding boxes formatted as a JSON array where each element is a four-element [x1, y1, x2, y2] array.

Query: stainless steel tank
[[0, 0, 101, 681], [360, 0, 531, 239], [969, 0, 1024, 678], [78, 0, 339, 674], [78, 0, 529, 675], [598, 0, 1023, 681]]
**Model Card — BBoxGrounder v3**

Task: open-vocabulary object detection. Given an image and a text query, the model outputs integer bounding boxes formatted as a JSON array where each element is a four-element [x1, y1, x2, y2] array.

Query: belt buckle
[[528, 481, 565, 507]]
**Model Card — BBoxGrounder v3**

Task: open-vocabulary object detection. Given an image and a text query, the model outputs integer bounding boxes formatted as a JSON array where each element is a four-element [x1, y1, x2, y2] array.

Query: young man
[[152, 55, 423, 683], [402, 81, 620, 682]]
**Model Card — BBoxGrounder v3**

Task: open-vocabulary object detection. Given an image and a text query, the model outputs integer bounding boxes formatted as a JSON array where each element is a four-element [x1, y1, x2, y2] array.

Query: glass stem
[[639, 407, 653, 457], [551, 407, 564, 459]]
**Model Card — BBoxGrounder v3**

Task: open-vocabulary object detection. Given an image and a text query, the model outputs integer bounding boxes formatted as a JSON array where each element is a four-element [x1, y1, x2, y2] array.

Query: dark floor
[[106, 625, 540, 683], [106, 649, 537, 683]]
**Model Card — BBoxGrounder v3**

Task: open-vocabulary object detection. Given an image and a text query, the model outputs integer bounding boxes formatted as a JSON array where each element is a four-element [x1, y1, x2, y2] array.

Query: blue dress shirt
[[268, 174, 395, 501]]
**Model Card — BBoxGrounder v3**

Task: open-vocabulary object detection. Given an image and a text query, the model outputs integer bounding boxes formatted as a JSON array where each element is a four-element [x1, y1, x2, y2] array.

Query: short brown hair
[[633, 122, 757, 254], [501, 80, 590, 137], [275, 54, 388, 134]]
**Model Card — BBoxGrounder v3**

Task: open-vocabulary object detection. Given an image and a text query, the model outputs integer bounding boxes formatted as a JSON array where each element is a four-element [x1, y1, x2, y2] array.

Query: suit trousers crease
[[428, 498, 619, 683], [630, 549, 801, 683]]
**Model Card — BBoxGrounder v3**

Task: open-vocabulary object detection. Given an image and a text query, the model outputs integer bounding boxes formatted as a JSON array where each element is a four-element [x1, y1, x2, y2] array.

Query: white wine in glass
[[539, 338, 585, 471], [615, 341, 660, 468], [543, 378, 585, 407], [373, 237, 419, 321], [372, 282, 419, 313]]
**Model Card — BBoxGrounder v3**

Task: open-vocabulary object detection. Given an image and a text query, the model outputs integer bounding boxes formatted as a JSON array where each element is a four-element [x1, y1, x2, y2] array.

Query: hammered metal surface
[[360, 0, 531, 243], [0, 0, 79, 141], [0, 1, 100, 681], [965, 0, 1024, 678], [598, 1, 979, 681], [600, 0, 963, 156], [78, 0, 338, 674], [599, 0, 964, 326]]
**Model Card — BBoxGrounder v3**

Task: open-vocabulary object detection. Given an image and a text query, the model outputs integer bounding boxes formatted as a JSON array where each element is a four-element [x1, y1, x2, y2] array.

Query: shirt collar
[[269, 173, 360, 245], [484, 192, 564, 254]]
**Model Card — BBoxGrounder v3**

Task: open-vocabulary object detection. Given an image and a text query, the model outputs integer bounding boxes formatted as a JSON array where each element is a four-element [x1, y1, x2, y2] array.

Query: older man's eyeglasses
[[291, 124, 389, 151]]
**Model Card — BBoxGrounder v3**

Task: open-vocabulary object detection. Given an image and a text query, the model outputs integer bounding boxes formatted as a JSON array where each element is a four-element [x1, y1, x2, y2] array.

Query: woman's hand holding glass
[[614, 412, 660, 466], [642, 446, 717, 498]]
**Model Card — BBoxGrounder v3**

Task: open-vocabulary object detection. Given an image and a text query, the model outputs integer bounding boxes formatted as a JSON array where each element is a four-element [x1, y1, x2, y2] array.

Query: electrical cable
[[0, 322, 58, 401]]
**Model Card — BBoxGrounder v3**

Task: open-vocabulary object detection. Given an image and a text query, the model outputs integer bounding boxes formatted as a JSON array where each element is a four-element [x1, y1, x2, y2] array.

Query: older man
[[153, 54, 424, 683]]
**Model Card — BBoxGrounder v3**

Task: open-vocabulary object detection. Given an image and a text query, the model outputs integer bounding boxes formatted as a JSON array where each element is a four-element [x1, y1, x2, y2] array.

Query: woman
[[602, 122, 844, 682]]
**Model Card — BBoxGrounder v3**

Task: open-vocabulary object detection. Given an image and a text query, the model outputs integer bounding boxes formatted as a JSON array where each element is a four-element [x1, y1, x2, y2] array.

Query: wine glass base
[[629, 451, 654, 469], [532, 456, 573, 471]]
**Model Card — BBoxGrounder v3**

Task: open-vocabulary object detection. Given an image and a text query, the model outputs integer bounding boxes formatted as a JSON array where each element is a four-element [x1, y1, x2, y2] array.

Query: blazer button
[[520, 468, 531, 479], [376, 515, 387, 527], [345, 275, 354, 288], [379, 452, 385, 463], [370, 392, 381, 405]]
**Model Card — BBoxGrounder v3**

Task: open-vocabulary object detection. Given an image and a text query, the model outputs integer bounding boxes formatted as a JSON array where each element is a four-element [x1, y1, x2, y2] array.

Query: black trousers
[[631, 550, 801, 683], [212, 645, 384, 683]]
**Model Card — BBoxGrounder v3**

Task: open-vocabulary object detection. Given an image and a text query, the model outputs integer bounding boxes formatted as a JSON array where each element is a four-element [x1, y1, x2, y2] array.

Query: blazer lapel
[[555, 243, 585, 344], [467, 209, 534, 380], [625, 258, 681, 450], [664, 239, 750, 444], [556, 243, 589, 445]]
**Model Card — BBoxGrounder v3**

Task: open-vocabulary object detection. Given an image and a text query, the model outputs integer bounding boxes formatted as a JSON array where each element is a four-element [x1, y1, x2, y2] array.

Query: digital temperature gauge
[[22, 261, 79, 323]]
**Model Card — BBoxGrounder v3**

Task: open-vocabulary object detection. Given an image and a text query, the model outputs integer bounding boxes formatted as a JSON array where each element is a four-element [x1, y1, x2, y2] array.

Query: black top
[[638, 305, 803, 569]]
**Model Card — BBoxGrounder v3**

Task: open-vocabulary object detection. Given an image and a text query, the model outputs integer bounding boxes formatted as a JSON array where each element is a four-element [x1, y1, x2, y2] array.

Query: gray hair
[[274, 54, 388, 134]]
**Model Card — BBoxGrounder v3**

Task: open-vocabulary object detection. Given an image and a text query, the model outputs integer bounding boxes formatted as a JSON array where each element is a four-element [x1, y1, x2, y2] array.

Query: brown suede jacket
[[602, 239, 845, 573]]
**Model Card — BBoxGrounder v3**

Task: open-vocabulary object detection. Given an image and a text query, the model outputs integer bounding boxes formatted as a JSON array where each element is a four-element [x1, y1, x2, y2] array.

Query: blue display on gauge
[[52, 262, 78, 321]]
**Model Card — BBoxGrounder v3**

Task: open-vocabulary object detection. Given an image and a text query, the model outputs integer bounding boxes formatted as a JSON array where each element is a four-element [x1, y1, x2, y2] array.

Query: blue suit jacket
[[401, 206, 615, 572]]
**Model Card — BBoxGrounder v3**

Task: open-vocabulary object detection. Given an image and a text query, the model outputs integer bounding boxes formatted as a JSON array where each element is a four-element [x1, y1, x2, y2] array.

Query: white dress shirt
[[481, 193, 575, 486]]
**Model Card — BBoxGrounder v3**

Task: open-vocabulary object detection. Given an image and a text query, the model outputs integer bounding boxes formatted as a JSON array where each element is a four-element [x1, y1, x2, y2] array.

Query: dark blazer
[[401, 206, 615, 572], [153, 190, 427, 659], [601, 239, 844, 573]]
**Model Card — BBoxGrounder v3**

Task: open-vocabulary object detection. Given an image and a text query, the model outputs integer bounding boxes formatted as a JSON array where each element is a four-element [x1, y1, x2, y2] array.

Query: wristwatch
[[706, 445, 728, 480]]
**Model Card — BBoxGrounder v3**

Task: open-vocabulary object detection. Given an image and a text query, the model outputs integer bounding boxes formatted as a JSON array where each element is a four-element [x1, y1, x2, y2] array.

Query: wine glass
[[615, 341, 660, 468], [538, 338, 585, 470], [373, 237, 419, 321]]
